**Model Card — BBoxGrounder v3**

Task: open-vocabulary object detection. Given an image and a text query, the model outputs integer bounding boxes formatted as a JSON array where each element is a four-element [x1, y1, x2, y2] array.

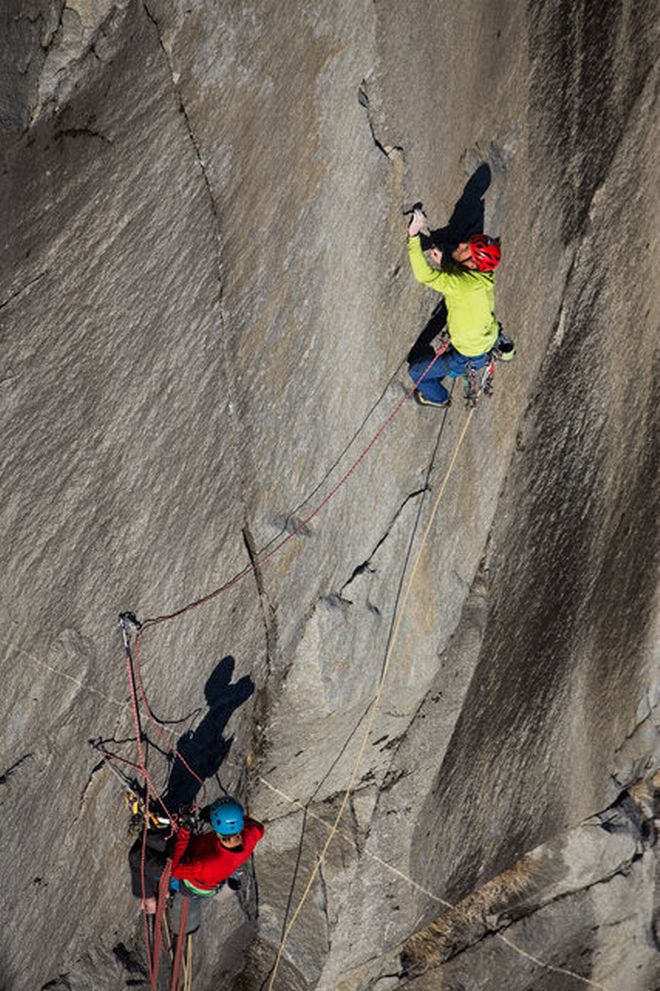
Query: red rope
[[169, 896, 190, 991], [140, 344, 449, 633], [140, 788, 154, 985], [151, 858, 172, 990], [125, 652, 146, 770], [132, 637, 208, 809], [96, 747, 174, 822], [118, 639, 179, 984], [113, 347, 448, 826], [116, 344, 449, 983]]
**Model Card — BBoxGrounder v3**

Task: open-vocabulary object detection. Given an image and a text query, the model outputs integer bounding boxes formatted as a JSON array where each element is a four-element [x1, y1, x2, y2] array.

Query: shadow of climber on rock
[[407, 300, 449, 366], [164, 656, 254, 811], [420, 161, 491, 254]]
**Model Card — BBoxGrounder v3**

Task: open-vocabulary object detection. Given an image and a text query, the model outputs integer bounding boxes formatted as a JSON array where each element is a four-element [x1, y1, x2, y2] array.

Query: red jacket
[[171, 817, 264, 890]]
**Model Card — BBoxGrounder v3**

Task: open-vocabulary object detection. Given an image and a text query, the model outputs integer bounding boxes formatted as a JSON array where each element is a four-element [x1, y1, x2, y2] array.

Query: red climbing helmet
[[468, 234, 501, 272]]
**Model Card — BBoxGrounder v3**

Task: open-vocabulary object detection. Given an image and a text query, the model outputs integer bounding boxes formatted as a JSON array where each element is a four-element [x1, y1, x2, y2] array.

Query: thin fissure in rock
[[358, 80, 403, 160], [0, 270, 49, 310], [341, 487, 428, 593], [0, 752, 34, 785]]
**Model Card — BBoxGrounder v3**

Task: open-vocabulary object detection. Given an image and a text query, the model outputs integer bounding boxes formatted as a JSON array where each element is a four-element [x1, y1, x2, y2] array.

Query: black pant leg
[[128, 833, 168, 899]]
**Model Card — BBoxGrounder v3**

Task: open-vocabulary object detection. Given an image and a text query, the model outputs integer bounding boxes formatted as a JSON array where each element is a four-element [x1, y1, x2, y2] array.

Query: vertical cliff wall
[[0, 2, 657, 989]]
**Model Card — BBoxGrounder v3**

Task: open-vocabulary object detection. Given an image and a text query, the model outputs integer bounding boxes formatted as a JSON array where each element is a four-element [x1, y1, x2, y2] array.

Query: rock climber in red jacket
[[170, 797, 264, 897], [129, 796, 264, 912]]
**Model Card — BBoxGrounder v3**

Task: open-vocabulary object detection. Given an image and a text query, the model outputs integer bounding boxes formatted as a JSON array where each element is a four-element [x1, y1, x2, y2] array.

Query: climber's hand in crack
[[407, 206, 427, 237]]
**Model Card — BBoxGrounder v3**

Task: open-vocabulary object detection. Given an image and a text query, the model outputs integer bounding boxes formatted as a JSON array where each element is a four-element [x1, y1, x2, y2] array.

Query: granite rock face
[[399, 783, 659, 990], [0, 2, 657, 990]]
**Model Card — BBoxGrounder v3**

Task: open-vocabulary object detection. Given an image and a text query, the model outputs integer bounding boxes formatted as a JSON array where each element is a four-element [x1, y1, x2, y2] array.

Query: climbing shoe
[[414, 390, 451, 409]]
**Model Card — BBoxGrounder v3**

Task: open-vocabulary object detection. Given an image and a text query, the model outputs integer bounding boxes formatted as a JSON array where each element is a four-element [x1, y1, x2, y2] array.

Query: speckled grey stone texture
[[0, 1, 657, 989]]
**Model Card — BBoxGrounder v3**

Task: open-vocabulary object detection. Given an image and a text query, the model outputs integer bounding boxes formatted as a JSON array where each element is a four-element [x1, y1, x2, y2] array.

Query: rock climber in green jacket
[[407, 205, 511, 407]]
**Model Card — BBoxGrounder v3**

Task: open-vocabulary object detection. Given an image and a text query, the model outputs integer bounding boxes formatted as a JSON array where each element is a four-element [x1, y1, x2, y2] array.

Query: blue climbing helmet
[[209, 797, 244, 836]]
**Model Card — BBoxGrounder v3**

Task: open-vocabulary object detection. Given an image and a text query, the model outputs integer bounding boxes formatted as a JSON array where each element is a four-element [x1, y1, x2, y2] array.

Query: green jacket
[[407, 235, 499, 356]]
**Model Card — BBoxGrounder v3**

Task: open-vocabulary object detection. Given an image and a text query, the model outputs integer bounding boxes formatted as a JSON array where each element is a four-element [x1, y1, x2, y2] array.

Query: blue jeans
[[409, 348, 487, 405]]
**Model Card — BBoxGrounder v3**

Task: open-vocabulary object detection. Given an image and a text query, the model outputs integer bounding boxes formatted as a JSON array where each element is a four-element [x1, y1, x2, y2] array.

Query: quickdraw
[[124, 790, 170, 836], [462, 331, 515, 409], [463, 357, 496, 409], [90, 739, 171, 835]]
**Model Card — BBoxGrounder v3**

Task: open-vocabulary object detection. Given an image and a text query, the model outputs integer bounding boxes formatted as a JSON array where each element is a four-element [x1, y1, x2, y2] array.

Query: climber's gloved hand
[[227, 873, 242, 892], [177, 806, 196, 831], [407, 206, 427, 237]]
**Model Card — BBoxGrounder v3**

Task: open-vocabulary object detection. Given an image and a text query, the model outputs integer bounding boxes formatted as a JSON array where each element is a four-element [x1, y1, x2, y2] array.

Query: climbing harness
[[91, 740, 169, 834], [462, 356, 495, 409], [459, 330, 516, 409], [124, 790, 170, 836], [427, 329, 493, 410]]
